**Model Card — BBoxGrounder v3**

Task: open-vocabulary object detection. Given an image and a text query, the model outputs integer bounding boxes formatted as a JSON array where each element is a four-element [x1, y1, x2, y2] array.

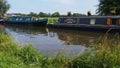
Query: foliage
[[39, 17, 59, 24], [72, 33, 120, 68], [28, 12, 38, 17], [26, 12, 85, 17], [28, 12, 60, 17], [97, 0, 120, 15], [38, 12, 50, 17], [51, 12, 60, 17], [73, 13, 86, 16], [0, 0, 10, 16]]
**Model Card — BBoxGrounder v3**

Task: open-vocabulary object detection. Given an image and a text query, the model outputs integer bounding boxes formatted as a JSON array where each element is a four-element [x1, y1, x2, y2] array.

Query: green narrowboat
[[5, 16, 48, 26]]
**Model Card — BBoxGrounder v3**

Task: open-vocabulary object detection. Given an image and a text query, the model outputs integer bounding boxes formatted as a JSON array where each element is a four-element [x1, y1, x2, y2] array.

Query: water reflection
[[0, 25, 106, 56], [0, 25, 5, 32], [49, 28, 103, 47], [6, 25, 47, 35]]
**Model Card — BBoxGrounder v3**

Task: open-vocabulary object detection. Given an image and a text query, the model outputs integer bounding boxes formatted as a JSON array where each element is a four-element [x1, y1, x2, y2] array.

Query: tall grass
[[0, 33, 71, 67], [0, 33, 45, 67], [72, 33, 120, 68], [0, 32, 120, 68]]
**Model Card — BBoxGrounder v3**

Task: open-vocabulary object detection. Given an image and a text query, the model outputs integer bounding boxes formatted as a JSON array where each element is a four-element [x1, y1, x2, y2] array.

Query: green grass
[[39, 17, 59, 24], [72, 33, 120, 68], [0, 32, 120, 68], [0, 33, 71, 68]]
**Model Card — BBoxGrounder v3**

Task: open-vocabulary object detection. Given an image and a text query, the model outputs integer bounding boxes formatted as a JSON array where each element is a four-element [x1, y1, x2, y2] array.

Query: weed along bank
[[47, 16, 120, 32]]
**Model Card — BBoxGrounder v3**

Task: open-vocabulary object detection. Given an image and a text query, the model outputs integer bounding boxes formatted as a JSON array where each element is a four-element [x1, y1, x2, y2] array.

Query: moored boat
[[0, 17, 5, 24], [5, 16, 48, 26], [47, 16, 120, 32]]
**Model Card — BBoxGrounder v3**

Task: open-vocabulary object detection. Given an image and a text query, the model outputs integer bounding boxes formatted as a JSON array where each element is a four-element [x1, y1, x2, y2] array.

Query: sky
[[7, 0, 99, 15]]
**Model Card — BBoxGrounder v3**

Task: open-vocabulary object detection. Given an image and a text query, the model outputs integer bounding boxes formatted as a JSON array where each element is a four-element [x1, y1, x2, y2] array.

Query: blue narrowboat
[[5, 16, 48, 26]]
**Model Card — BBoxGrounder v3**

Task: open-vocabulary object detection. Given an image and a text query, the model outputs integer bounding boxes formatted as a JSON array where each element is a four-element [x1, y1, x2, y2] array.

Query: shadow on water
[[6, 25, 47, 35], [48, 28, 104, 47], [0, 24, 119, 57]]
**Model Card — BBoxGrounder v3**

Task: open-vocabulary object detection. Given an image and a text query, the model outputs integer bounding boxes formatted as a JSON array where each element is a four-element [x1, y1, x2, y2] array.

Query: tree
[[51, 12, 60, 17], [97, 0, 120, 15], [28, 12, 38, 17], [38, 12, 50, 17], [0, 0, 10, 16], [73, 13, 86, 16]]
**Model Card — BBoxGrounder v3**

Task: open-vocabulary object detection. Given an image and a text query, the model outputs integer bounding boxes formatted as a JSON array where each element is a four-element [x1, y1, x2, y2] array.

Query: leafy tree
[[38, 12, 50, 17], [51, 12, 60, 17], [73, 13, 86, 16], [0, 0, 10, 16], [28, 12, 38, 17], [97, 0, 120, 15]]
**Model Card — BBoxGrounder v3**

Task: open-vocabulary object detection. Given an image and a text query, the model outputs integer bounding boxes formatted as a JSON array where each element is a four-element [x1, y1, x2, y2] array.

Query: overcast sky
[[7, 0, 99, 15]]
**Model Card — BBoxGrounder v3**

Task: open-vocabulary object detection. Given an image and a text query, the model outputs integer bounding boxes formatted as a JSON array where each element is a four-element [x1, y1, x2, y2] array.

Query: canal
[[0, 24, 118, 57]]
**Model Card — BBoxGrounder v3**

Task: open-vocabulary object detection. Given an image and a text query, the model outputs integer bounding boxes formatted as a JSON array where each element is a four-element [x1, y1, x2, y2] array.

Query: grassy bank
[[0, 33, 120, 68], [0, 33, 71, 68], [72, 34, 120, 68], [39, 17, 59, 24]]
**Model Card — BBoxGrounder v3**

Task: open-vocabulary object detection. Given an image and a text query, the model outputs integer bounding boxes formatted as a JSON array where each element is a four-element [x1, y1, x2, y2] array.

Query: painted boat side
[[5, 17, 48, 26], [47, 16, 120, 33]]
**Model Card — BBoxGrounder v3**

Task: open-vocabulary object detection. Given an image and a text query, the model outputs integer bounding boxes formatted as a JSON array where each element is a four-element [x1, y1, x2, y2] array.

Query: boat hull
[[47, 24, 120, 33], [47, 16, 120, 33], [5, 21, 47, 26]]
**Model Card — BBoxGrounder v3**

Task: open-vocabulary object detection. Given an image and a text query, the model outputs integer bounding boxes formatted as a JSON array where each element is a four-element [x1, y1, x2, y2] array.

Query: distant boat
[[5, 16, 48, 26], [0, 17, 5, 23]]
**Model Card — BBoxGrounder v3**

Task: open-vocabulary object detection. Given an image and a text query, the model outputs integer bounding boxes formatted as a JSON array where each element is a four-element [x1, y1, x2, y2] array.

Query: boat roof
[[60, 16, 120, 19], [9, 16, 34, 18]]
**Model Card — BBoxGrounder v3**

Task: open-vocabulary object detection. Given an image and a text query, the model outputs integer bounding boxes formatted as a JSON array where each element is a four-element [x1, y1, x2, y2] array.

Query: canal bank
[[0, 24, 119, 56], [0, 28, 120, 68]]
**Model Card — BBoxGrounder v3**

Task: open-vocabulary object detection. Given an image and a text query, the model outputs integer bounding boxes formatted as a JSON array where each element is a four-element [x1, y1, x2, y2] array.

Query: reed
[[72, 33, 120, 68]]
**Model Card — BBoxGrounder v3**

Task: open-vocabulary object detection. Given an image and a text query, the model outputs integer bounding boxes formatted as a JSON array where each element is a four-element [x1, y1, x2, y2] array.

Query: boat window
[[16, 18, 19, 21], [27, 18, 30, 21], [20, 18, 22, 21], [90, 18, 95, 25], [118, 19, 120, 25], [111, 19, 118, 25], [107, 18, 111, 25], [9, 18, 12, 21]]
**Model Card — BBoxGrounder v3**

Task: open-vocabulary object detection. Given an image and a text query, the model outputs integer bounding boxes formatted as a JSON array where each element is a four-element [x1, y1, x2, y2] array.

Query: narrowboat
[[47, 16, 120, 32], [5, 16, 48, 26], [0, 17, 5, 24]]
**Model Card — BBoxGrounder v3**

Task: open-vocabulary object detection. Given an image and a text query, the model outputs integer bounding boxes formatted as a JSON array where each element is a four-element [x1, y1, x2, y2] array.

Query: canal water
[[0, 24, 117, 57]]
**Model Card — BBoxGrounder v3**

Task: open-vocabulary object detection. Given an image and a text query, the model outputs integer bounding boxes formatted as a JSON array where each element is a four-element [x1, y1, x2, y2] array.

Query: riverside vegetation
[[0, 32, 120, 68], [39, 17, 59, 24]]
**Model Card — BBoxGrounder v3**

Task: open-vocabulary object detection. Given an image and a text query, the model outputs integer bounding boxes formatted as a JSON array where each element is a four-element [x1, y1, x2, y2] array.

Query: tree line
[[20, 12, 86, 17]]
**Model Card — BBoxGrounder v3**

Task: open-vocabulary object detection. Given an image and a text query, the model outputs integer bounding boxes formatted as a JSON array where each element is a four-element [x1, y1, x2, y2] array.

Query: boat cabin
[[58, 16, 120, 26], [7, 16, 38, 22]]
